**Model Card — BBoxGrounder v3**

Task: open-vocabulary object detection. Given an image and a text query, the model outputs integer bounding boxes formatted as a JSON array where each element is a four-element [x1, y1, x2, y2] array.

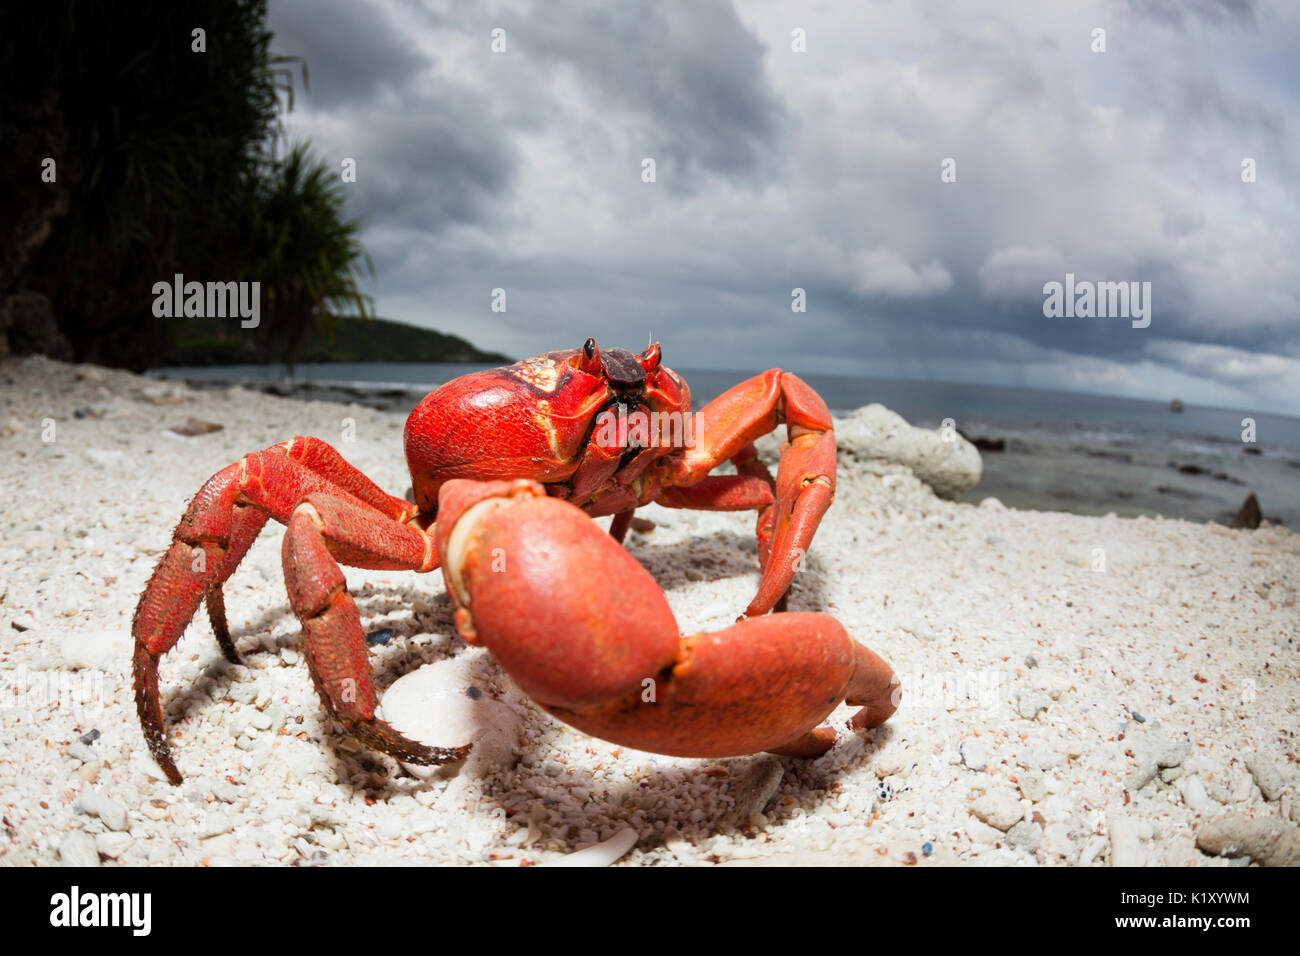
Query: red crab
[[132, 338, 900, 784]]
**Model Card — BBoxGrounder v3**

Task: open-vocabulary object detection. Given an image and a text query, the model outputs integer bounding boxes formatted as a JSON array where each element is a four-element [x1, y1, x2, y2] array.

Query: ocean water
[[152, 362, 1300, 527]]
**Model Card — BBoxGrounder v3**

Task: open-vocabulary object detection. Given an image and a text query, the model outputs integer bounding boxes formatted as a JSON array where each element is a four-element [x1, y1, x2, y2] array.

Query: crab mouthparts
[[602, 348, 646, 390]]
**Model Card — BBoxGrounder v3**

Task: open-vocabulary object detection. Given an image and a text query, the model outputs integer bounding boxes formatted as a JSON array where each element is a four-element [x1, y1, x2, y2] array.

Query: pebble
[[1041, 823, 1074, 860], [210, 779, 241, 803], [1244, 754, 1285, 802], [1007, 820, 1043, 853], [959, 738, 987, 772], [366, 628, 394, 645], [1128, 734, 1191, 790], [78, 791, 129, 831], [1016, 690, 1050, 720], [1078, 834, 1108, 866], [1107, 812, 1144, 867], [872, 746, 916, 778], [67, 741, 97, 763], [1229, 770, 1255, 804], [58, 831, 100, 867], [971, 790, 1022, 831], [1017, 770, 1048, 803], [198, 813, 235, 839], [1195, 815, 1300, 867], [1178, 775, 1210, 812], [1127, 762, 1159, 792], [1203, 778, 1231, 804], [78, 729, 101, 745], [1017, 748, 1065, 771], [1155, 739, 1191, 768], [94, 832, 133, 858], [965, 815, 1002, 845]]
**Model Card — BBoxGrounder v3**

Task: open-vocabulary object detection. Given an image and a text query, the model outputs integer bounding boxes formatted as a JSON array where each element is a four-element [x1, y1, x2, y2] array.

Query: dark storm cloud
[[345, 96, 515, 234], [518, 0, 784, 179], [266, 0, 1300, 413], [267, 0, 429, 105], [1127, 0, 1259, 27]]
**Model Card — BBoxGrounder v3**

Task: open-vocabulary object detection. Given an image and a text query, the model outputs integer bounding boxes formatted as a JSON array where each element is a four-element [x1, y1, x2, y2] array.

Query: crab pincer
[[434, 478, 900, 758]]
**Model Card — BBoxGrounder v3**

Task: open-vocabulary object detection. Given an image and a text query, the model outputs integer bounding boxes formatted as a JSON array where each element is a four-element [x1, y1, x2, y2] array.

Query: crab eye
[[639, 342, 662, 371], [578, 337, 602, 375]]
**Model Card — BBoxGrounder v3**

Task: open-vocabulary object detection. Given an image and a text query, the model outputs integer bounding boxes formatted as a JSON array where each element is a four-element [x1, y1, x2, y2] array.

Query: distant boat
[[1169, 399, 1185, 413]]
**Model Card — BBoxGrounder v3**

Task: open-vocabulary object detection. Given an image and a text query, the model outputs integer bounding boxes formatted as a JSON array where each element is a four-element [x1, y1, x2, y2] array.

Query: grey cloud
[[268, 0, 429, 106], [1127, 0, 1259, 27], [519, 0, 784, 180], [265, 0, 1300, 414], [346, 96, 515, 234]]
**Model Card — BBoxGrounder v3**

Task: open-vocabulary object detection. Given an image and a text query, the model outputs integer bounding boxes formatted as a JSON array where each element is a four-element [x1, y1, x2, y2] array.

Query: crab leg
[[202, 438, 418, 641], [282, 493, 468, 766], [434, 479, 898, 758], [657, 371, 836, 617], [132, 440, 429, 784]]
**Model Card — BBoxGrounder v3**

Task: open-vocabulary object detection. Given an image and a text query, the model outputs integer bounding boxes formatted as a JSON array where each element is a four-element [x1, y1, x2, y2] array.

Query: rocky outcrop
[[1, 290, 73, 361], [1231, 493, 1262, 530], [835, 404, 982, 499]]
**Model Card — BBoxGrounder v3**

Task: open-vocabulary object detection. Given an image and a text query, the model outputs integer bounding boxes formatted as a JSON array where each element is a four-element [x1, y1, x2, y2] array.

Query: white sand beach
[[1, 355, 1296, 866]]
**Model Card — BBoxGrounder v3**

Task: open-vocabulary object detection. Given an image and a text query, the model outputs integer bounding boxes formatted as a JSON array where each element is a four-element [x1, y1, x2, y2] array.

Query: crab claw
[[434, 478, 900, 757]]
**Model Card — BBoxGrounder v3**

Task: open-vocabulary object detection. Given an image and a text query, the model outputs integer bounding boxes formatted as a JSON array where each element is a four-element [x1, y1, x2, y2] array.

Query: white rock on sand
[[0, 355, 1296, 866]]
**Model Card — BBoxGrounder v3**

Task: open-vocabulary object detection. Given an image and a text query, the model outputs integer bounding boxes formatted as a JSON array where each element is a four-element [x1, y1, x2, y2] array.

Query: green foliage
[[162, 314, 509, 366], [10, 1, 282, 368], [242, 142, 378, 370], [4, 1, 476, 372]]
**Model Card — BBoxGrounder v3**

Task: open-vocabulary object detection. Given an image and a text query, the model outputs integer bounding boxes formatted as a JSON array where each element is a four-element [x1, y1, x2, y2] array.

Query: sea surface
[[151, 362, 1300, 528]]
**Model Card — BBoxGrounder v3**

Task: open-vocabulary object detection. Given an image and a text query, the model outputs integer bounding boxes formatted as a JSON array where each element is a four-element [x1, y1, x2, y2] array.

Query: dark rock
[[1242, 447, 1262, 456], [1231, 494, 1262, 530], [169, 417, 223, 436], [957, 429, 1005, 452], [2, 291, 73, 360], [1085, 448, 1133, 462], [1157, 485, 1203, 499]]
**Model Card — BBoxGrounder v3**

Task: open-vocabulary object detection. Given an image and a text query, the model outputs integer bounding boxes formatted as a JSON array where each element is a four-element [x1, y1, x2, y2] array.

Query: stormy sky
[[266, 0, 1300, 414]]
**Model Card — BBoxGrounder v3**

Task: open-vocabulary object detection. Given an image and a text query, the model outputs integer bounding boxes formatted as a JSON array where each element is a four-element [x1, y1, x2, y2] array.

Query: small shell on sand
[[537, 828, 638, 867]]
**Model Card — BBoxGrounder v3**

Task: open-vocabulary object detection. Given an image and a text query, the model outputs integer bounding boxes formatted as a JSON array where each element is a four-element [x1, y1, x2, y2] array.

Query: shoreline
[[146, 364, 1299, 529], [2, 355, 1297, 867]]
